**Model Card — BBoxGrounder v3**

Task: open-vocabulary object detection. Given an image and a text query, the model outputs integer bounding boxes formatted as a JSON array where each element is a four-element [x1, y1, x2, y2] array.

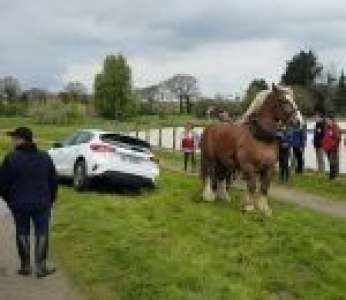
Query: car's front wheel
[[73, 160, 89, 191]]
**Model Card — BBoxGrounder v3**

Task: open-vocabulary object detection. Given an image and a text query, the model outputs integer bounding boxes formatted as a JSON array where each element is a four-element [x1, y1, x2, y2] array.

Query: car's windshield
[[100, 134, 151, 153]]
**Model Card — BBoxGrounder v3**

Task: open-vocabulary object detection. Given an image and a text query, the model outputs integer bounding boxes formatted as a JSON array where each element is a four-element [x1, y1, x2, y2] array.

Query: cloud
[[1, 0, 346, 95]]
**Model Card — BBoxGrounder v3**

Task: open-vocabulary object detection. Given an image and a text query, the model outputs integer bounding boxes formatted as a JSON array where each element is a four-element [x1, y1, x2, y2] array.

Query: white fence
[[126, 125, 346, 174]]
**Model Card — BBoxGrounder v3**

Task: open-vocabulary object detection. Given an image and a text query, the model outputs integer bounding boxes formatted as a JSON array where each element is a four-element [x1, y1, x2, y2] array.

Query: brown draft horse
[[200, 84, 300, 216]]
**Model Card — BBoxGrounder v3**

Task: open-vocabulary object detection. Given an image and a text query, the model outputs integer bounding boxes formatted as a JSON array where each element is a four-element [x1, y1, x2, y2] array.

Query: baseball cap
[[7, 127, 33, 142]]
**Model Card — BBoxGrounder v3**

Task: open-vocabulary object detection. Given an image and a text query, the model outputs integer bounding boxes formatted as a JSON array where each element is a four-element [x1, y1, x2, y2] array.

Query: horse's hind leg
[[203, 175, 216, 202], [216, 165, 230, 202], [258, 168, 273, 217], [202, 160, 216, 202]]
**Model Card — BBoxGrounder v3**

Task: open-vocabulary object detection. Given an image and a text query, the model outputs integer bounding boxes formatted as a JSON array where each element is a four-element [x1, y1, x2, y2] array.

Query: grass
[[0, 116, 345, 299], [52, 170, 346, 300], [157, 150, 346, 201], [0, 114, 209, 141], [279, 173, 346, 201]]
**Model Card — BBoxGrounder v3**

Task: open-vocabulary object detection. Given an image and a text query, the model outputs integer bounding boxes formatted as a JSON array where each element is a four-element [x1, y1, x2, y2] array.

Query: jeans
[[327, 150, 339, 180], [293, 147, 304, 173], [279, 149, 290, 183], [315, 147, 325, 173], [184, 152, 196, 171], [12, 209, 51, 237]]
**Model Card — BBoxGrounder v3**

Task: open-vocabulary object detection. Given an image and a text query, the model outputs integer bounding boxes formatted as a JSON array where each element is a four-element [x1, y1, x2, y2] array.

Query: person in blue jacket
[[277, 123, 293, 183], [291, 121, 307, 173], [0, 127, 58, 278]]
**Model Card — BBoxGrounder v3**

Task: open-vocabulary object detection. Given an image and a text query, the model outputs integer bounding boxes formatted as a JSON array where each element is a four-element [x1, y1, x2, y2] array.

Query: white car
[[48, 129, 160, 190]]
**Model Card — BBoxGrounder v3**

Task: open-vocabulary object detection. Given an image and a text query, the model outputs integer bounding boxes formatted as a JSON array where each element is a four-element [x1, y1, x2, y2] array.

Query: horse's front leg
[[258, 168, 274, 217], [243, 168, 257, 212], [216, 165, 231, 202]]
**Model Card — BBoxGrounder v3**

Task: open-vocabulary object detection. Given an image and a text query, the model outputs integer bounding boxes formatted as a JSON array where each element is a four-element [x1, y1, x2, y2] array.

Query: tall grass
[[28, 100, 87, 125]]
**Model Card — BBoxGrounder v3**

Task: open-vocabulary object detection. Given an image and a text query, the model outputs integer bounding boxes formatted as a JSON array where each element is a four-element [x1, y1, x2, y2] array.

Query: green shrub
[[28, 100, 87, 125], [0, 101, 28, 116]]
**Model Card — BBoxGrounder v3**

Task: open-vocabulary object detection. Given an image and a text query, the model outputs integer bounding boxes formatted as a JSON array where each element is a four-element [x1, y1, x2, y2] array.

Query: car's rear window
[[100, 134, 151, 152]]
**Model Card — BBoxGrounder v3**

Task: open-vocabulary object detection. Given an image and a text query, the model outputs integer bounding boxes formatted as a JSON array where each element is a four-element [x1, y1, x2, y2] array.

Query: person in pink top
[[181, 123, 199, 172]]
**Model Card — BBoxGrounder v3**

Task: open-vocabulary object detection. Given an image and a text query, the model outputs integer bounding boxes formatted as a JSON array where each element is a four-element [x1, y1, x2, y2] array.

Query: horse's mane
[[239, 85, 299, 124]]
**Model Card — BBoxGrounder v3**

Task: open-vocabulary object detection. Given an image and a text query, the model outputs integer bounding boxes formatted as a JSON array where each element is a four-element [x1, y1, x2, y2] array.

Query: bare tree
[[165, 74, 199, 114], [64, 81, 88, 102], [0, 76, 21, 101], [22, 88, 49, 103]]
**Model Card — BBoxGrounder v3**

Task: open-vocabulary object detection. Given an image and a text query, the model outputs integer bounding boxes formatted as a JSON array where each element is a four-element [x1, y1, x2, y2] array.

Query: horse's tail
[[200, 127, 210, 184]]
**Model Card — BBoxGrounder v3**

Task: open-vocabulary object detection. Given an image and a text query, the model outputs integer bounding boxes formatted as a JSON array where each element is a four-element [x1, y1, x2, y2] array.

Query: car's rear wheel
[[74, 160, 89, 191]]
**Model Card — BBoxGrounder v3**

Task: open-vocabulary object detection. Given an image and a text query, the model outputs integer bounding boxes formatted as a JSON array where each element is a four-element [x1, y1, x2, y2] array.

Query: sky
[[1, 0, 346, 96]]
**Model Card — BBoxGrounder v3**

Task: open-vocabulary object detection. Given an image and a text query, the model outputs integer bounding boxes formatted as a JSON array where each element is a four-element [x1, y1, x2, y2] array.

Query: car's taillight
[[150, 156, 159, 164], [90, 144, 116, 153]]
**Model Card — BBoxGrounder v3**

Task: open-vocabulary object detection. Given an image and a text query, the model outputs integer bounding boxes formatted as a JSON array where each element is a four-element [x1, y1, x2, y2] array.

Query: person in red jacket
[[181, 123, 199, 172], [322, 115, 341, 179]]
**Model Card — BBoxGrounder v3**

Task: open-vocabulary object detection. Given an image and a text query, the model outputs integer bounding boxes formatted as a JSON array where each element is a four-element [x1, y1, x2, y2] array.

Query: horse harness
[[248, 119, 278, 143]]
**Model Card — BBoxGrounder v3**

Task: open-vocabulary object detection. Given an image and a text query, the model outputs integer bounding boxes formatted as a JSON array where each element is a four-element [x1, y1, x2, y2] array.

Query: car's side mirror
[[53, 142, 63, 148]]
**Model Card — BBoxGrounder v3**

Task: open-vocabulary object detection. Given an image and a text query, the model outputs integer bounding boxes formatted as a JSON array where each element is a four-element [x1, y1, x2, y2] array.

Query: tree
[[0, 76, 21, 101], [21, 88, 49, 103], [165, 74, 198, 114], [333, 70, 346, 114], [281, 50, 322, 87], [63, 81, 88, 103], [242, 78, 268, 111], [94, 54, 133, 119]]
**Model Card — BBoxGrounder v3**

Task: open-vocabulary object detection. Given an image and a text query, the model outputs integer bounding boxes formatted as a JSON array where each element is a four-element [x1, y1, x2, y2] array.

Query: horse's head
[[266, 84, 300, 125]]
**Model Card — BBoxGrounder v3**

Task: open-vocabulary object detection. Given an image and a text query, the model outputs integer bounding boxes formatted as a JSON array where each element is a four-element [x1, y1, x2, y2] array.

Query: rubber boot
[[16, 235, 32, 276], [35, 234, 56, 278]]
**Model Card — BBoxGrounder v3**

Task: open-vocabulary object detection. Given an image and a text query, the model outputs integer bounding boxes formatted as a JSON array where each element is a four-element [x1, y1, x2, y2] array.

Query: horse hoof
[[243, 204, 255, 212], [217, 194, 231, 202], [257, 196, 272, 217], [202, 193, 215, 202], [263, 208, 272, 217]]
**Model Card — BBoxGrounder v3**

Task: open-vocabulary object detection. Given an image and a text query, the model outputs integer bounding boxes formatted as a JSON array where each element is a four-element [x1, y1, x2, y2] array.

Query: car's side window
[[74, 132, 93, 145], [62, 133, 80, 147]]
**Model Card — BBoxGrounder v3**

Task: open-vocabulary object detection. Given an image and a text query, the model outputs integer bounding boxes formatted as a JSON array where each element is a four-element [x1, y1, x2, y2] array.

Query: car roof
[[77, 129, 114, 135], [76, 129, 150, 148]]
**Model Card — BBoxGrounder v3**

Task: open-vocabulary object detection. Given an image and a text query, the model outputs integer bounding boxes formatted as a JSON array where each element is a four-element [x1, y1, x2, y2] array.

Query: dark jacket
[[313, 120, 325, 148], [277, 129, 292, 151], [0, 143, 58, 212], [291, 126, 306, 149]]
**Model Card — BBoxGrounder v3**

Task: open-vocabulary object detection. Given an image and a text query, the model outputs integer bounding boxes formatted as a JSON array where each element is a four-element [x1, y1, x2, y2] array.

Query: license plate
[[121, 155, 141, 164]]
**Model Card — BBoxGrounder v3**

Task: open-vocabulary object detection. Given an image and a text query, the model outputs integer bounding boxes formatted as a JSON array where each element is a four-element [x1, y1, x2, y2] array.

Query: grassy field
[[52, 170, 346, 300], [0, 115, 209, 138], [157, 150, 346, 201], [0, 117, 346, 299], [283, 173, 346, 201]]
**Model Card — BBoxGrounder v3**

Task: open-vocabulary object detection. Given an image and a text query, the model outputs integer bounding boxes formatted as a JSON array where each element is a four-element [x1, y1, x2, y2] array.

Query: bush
[[194, 99, 242, 119], [0, 101, 28, 116], [28, 100, 87, 125]]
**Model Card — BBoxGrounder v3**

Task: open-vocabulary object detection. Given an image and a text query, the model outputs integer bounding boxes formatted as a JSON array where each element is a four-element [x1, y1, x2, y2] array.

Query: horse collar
[[248, 119, 278, 143]]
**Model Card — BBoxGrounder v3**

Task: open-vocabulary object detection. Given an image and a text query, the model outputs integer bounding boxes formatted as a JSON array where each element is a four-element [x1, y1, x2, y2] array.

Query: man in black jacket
[[0, 127, 58, 278]]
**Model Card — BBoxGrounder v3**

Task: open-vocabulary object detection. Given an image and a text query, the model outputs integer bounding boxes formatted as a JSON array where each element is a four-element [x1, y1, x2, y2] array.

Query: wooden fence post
[[145, 130, 150, 144], [159, 128, 162, 149], [173, 127, 176, 151]]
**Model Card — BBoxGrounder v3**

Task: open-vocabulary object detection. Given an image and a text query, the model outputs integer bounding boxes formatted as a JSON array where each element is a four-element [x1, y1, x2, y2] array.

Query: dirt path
[[0, 200, 83, 300], [270, 185, 346, 218], [164, 166, 346, 218]]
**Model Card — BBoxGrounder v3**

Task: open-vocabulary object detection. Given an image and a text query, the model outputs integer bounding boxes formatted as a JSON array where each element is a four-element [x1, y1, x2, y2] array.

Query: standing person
[[0, 127, 58, 278], [217, 110, 232, 122], [277, 123, 293, 183], [313, 112, 326, 173], [322, 115, 341, 180], [181, 123, 199, 172], [291, 121, 306, 174]]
